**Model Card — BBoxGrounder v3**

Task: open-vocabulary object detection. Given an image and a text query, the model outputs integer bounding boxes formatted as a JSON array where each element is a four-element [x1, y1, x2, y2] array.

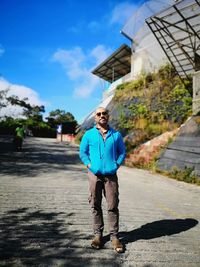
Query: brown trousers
[[88, 170, 119, 239]]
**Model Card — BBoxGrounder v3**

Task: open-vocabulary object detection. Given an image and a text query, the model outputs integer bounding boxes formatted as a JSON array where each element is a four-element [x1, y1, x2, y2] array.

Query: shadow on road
[[0, 136, 85, 177], [0, 208, 120, 267], [119, 218, 198, 244]]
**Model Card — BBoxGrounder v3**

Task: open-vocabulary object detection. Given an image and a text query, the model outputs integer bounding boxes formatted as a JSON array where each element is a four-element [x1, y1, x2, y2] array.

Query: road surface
[[0, 136, 200, 267]]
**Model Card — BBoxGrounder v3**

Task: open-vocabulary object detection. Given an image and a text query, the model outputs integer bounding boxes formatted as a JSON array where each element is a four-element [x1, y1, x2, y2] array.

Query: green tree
[[0, 89, 8, 114], [7, 95, 45, 121], [46, 109, 77, 128]]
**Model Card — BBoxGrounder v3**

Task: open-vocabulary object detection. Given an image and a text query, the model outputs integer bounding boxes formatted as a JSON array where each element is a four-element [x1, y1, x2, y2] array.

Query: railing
[[103, 72, 133, 100]]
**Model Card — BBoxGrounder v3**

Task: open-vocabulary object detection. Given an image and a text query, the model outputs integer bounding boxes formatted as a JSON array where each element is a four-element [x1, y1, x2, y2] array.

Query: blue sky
[[0, 0, 143, 123]]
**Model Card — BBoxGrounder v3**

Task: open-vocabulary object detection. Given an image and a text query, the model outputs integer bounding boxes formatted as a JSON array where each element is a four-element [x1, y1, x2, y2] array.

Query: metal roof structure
[[121, 0, 175, 42], [146, 0, 200, 79], [92, 44, 131, 83]]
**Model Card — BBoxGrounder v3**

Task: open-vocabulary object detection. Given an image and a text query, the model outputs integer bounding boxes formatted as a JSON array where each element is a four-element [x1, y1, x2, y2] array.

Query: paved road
[[0, 136, 200, 267]]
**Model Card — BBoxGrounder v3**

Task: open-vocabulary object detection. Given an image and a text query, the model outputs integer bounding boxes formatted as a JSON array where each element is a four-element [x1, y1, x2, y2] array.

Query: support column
[[193, 70, 200, 115]]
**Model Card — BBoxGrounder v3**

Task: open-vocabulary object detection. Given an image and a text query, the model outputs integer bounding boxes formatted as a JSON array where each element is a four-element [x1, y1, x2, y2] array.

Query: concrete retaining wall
[[157, 116, 200, 176]]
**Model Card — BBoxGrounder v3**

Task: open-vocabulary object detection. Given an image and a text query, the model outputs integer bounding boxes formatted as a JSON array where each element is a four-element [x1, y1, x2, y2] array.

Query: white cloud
[[90, 45, 112, 65], [110, 2, 137, 25], [0, 45, 5, 57], [73, 75, 99, 98], [52, 47, 87, 79], [0, 78, 45, 118], [52, 45, 111, 98]]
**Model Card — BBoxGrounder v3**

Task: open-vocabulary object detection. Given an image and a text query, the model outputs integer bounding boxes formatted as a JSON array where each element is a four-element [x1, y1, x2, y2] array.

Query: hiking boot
[[91, 235, 102, 249], [111, 238, 124, 253]]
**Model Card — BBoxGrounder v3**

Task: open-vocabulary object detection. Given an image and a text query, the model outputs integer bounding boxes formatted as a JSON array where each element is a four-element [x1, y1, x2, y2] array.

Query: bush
[[170, 166, 200, 185], [0, 117, 56, 138], [0, 117, 26, 135], [111, 63, 192, 140], [31, 126, 56, 138]]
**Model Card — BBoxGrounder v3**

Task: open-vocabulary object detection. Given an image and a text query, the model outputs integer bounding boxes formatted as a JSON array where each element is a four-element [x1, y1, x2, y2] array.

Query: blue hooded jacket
[[79, 126, 126, 175]]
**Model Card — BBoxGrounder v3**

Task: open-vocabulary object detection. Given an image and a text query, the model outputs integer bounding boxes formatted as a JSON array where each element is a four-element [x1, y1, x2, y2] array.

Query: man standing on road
[[79, 107, 126, 253]]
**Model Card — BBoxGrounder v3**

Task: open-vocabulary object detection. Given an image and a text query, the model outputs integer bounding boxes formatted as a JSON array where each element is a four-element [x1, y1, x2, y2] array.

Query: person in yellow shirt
[[14, 124, 25, 151]]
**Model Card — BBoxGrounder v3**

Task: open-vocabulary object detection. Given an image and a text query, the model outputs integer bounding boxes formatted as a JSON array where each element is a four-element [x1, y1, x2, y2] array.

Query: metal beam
[[152, 17, 193, 75], [146, 19, 185, 81], [173, 5, 200, 41]]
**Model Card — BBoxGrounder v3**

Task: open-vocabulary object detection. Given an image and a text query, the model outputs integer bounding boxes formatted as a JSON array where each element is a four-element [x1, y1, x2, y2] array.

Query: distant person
[[14, 124, 25, 151], [79, 107, 126, 253]]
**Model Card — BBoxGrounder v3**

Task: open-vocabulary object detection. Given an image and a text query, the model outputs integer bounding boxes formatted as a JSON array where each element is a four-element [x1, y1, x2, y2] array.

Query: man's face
[[95, 108, 109, 126]]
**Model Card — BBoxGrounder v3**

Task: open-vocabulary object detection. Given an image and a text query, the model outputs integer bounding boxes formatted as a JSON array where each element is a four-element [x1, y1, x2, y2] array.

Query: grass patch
[[156, 166, 200, 186]]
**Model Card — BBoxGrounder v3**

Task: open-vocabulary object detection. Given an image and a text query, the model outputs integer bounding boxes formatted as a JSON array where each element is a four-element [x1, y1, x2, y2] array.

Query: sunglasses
[[96, 111, 108, 117]]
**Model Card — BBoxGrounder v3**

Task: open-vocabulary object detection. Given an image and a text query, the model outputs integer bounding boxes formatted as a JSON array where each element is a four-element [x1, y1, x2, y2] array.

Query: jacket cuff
[[116, 160, 121, 166], [84, 160, 90, 166]]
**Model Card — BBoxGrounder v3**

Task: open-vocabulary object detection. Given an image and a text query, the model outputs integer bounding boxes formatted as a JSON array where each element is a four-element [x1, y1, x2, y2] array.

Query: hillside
[[107, 64, 192, 152], [77, 64, 198, 181]]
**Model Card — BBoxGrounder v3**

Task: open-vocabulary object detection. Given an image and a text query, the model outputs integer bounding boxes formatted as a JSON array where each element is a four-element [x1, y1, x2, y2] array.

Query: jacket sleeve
[[79, 132, 91, 166], [116, 132, 126, 166]]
